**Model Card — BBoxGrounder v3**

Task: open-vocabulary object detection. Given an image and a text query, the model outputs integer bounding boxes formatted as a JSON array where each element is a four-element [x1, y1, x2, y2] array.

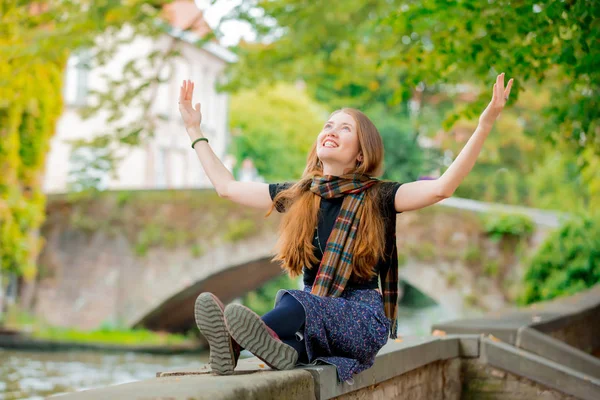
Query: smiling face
[[316, 111, 363, 175]]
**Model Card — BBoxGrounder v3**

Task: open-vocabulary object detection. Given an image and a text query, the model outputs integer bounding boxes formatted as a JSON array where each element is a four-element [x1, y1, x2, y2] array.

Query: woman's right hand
[[179, 79, 202, 130]]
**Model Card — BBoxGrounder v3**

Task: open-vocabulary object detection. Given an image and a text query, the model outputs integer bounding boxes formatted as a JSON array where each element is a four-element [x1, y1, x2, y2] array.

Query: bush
[[223, 219, 256, 242], [483, 212, 535, 241], [242, 273, 300, 316], [519, 213, 600, 305]]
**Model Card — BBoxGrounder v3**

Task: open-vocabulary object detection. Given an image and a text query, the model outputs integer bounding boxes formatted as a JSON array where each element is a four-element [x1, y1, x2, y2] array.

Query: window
[[155, 147, 169, 188], [67, 146, 110, 191], [155, 65, 172, 118], [64, 50, 91, 106]]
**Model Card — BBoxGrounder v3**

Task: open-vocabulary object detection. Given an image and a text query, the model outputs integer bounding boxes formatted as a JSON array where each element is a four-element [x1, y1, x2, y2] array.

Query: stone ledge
[[516, 326, 600, 380], [303, 336, 459, 399], [431, 310, 561, 344], [56, 358, 316, 400], [443, 334, 480, 358], [51, 332, 600, 400], [432, 284, 600, 347], [433, 284, 600, 384], [53, 336, 466, 400], [480, 336, 600, 400]]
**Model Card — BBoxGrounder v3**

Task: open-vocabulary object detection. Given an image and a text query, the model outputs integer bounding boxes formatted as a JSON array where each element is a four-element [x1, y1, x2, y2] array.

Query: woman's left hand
[[479, 73, 514, 128]]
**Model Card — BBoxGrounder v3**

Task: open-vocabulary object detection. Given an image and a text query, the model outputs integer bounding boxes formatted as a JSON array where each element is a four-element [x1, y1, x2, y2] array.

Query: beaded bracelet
[[191, 137, 209, 149]]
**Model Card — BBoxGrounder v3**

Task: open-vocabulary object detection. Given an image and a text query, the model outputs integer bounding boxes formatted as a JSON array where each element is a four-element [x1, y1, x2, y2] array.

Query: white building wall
[[44, 27, 232, 193]]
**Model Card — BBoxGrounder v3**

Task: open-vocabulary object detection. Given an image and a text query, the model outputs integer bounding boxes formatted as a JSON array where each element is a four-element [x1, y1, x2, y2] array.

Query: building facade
[[43, 2, 235, 193]]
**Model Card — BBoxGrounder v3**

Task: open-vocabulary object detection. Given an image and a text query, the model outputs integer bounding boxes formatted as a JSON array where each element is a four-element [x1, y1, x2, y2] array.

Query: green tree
[[229, 83, 326, 181], [222, 0, 599, 176], [444, 110, 538, 205], [365, 104, 440, 182], [527, 149, 593, 212]]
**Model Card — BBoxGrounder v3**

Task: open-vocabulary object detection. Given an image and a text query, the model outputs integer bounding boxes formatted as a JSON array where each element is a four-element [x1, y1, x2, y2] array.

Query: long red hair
[[267, 108, 390, 281]]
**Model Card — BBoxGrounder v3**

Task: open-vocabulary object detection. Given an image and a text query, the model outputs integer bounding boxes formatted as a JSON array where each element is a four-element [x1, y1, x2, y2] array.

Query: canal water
[[0, 349, 209, 399]]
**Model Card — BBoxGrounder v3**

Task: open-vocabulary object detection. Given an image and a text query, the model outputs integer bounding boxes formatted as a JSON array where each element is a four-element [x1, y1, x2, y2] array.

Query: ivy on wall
[[0, 56, 66, 281]]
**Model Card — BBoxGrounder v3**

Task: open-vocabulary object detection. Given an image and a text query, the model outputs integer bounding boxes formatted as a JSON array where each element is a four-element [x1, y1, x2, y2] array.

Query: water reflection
[[396, 281, 459, 336], [0, 349, 208, 400]]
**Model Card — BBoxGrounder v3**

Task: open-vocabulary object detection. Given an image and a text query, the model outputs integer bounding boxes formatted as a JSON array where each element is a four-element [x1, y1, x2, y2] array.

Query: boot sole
[[194, 293, 236, 375], [224, 304, 298, 371]]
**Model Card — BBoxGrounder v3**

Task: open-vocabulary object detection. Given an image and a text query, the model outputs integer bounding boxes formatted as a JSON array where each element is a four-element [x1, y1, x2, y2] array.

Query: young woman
[[179, 74, 513, 382]]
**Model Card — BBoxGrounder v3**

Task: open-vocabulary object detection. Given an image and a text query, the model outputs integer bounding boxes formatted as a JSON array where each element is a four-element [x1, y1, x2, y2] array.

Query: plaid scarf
[[309, 173, 399, 339]]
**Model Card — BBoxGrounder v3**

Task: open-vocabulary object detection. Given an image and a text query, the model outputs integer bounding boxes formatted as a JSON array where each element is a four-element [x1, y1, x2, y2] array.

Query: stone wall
[[461, 359, 578, 400], [532, 304, 600, 354], [36, 190, 281, 330], [336, 359, 461, 400], [35, 190, 550, 331]]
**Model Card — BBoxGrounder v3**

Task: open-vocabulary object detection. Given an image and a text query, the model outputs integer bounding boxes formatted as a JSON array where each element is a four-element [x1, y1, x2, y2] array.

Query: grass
[[32, 326, 193, 347], [463, 244, 482, 267], [446, 271, 459, 287], [2, 306, 196, 347], [463, 293, 480, 308]]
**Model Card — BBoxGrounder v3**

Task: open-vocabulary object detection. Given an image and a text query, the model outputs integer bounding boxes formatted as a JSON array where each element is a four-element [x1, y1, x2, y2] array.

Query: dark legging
[[261, 293, 307, 362]]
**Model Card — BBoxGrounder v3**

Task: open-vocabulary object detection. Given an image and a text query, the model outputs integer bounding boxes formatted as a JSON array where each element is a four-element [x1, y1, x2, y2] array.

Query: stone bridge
[[35, 190, 561, 332], [132, 196, 561, 332]]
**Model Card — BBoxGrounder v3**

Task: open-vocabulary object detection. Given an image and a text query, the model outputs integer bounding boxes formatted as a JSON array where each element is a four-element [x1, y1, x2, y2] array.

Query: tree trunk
[[0, 273, 5, 324], [19, 279, 37, 312], [19, 227, 41, 312]]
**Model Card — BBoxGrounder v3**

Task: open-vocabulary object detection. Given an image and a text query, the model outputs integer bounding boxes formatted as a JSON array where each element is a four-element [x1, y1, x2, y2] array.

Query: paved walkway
[[439, 196, 564, 228]]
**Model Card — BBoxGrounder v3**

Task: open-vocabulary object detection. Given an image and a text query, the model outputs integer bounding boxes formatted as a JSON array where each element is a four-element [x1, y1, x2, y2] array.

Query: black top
[[268, 181, 403, 289]]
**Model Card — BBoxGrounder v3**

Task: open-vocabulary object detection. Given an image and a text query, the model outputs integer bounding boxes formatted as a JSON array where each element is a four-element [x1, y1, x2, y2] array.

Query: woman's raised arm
[[179, 79, 272, 210], [393, 73, 514, 213]]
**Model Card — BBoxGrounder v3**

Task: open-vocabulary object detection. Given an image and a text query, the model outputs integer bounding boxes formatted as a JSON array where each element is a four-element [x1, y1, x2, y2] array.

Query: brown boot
[[194, 293, 241, 375], [224, 303, 298, 371]]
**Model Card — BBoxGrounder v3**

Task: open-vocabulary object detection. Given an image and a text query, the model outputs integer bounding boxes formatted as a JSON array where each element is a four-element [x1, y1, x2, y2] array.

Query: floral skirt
[[275, 286, 390, 382]]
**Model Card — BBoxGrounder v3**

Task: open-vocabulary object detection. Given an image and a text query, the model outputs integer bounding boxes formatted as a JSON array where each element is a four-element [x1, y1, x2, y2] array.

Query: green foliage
[[448, 111, 538, 205], [242, 273, 300, 316], [1, 1, 204, 183], [483, 260, 500, 278], [1, 304, 37, 328], [229, 83, 326, 181], [2, 305, 192, 346], [0, 0, 186, 288], [33, 326, 191, 346], [224, 0, 600, 212], [223, 219, 257, 242], [0, 58, 65, 281], [463, 245, 482, 266], [407, 241, 436, 262], [135, 223, 163, 256], [463, 293, 479, 308], [527, 150, 596, 212], [225, 0, 600, 155], [483, 212, 535, 241], [519, 213, 600, 305], [445, 271, 458, 287], [366, 105, 441, 181], [396, 251, 407, 267], [190, 243, 204, 258], [50, 190, 278, 258]]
